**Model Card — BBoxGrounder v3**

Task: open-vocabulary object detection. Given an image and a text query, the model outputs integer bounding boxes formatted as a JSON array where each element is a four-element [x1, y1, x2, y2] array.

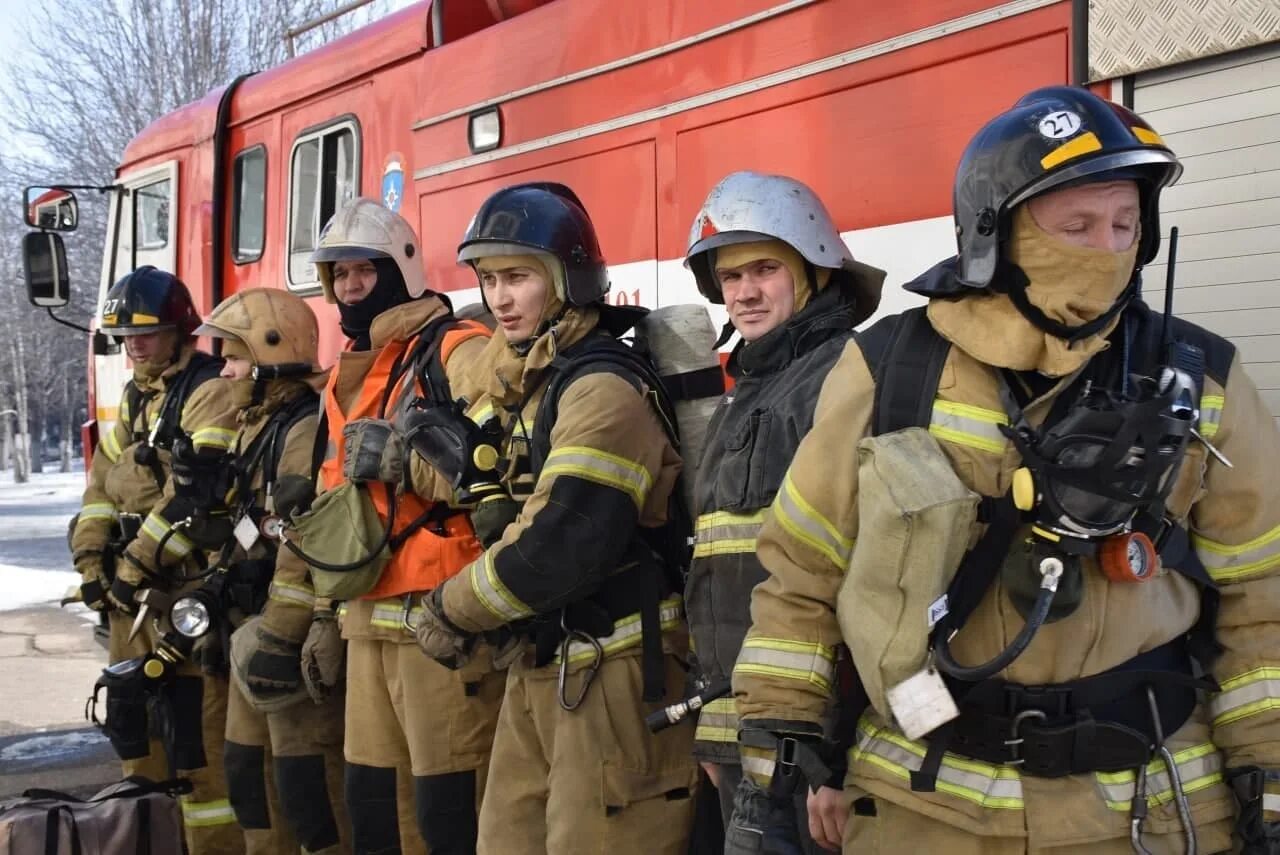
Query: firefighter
[[731, 85, 1280, 854], [183, 287, 350, 855], [412, 182, 699, 855], [681, 171, 884, 853], [83, 267, 243, 851], [301, 197, 502, 855]]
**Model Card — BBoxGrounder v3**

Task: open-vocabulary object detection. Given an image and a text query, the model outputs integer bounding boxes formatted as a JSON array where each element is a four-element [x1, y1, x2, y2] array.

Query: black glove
[[398, 398, 504, 500], [341, 418, 404, 484], [107, 576, 142, 615], [170, 436, 231, 516], [1229, 766, 1280, 854], [725, 775, 807, 855]]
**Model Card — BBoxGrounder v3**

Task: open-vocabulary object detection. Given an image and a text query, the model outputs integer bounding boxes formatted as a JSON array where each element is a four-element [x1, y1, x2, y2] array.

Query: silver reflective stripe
[[853, 723, 1023, 809], [734, 637, 835, 693], [142, 513, 193, 559], [929, 400, 1008, 454], [1264, 792, 1280, 814], [468, 550, 532, 622], [1208, 668, 1280, 727], [541, 446, 653, 508], [181, 797, 237, 827], [1194, 524, 1280, 584], [79, 502, 119, 522], [1095, 744, 1222, 810], [267, 581, 315, 609], [370, 602, 423, 631], [1199, 395, 1224, 440], [693, 511, 765, 558], [742, 752, 776, 783], [554, 599, 683, 664], [772, 474, 852, 569], [695, 697, 738, 744]]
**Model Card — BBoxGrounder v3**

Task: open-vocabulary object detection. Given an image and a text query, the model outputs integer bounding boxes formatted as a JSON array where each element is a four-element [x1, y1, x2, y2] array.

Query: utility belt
[[935, 638, 1216, 780], [223, 558, 274, 619], [513, 540, 674, 708]]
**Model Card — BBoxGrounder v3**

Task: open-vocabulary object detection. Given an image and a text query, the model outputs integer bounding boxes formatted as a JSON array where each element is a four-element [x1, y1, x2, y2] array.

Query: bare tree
[[0, 0, 387, 479]]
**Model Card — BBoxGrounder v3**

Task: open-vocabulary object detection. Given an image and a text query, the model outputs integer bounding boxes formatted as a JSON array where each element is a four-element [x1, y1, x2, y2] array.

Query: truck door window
[[134, 179, 171, 251], [287, 119, 360, 289], [233, 146, 267, 263]]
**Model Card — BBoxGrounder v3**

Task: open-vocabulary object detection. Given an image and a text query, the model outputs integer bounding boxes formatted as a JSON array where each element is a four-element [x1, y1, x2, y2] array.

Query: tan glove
[[415, 586, 475, 670], [229, 615, 309, 713], [342, 418, 405, 484], [73, 552, 110, 612], [301, 611, 345, 704]]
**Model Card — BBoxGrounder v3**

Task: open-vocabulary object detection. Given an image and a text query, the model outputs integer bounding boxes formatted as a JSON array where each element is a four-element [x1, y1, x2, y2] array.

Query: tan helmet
[[195, 288, 320, 372], [310, 197, 427, 302]]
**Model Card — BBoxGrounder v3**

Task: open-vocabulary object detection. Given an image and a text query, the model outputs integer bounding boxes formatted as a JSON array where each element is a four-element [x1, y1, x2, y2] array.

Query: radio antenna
[[1161, 226, 1179, 357]]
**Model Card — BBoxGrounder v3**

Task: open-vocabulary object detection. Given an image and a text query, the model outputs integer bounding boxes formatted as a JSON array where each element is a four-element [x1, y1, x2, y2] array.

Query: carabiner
[[556, 611, 603, 712]]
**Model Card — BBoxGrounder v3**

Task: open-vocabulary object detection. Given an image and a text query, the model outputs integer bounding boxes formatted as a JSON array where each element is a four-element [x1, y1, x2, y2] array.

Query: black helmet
[[953, 85, 1182, 289], [457, 182, 608, 306], [100, 266, 201, 337]]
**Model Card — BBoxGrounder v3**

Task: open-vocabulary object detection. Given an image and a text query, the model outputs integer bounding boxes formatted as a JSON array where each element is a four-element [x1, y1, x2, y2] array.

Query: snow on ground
[[0, 462, 89, 612]]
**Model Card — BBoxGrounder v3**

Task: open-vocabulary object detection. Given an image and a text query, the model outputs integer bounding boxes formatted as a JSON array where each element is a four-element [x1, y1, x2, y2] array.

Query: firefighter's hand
[[399, 399, 503, 494], [470, 495, 520, 548], [342, 418, 405, 484], [415, 586, 475, 670], [170, 439, 231, 515], [230, 617, 306, 712], [107, 576, 142, 615], [74, 553, 111, 612], [807, 786, 846, 852], [301, 611, 345, 704]]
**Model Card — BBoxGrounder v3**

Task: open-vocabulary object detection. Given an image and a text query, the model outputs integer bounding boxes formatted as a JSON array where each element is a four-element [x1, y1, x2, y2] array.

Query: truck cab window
[[233, 146, 267, 263], [288, 120, 359, 288]]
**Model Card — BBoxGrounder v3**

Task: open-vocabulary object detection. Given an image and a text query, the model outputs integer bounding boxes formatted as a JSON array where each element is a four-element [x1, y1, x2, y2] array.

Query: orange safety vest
[[320, 319, 490, 600]]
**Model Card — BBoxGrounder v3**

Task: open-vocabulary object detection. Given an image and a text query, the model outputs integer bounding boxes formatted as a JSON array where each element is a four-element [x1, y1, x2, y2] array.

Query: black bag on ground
[[0, 777, 190, 855]]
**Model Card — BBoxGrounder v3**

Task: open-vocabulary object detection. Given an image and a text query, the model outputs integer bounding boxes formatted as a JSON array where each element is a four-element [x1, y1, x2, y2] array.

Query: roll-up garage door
[[1135, 42, 1280, 427]]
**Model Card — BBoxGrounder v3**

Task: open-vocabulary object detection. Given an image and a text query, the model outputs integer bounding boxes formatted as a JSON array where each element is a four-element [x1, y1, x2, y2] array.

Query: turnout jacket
[[735, 267, 1280, 848], [687, 281, 860, 764], [73, 345, 236, 586], [438, 305, 686, 668]]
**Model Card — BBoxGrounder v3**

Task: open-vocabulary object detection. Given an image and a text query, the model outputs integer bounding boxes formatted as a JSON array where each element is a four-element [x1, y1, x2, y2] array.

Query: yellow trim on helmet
[[1040, 131, 1102, 170], [130, 312, 161, 325], [1132, 126, 1164, 146]]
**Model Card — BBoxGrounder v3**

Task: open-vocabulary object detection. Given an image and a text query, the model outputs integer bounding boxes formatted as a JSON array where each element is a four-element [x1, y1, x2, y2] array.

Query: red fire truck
[[22, 0, 1083, 454]]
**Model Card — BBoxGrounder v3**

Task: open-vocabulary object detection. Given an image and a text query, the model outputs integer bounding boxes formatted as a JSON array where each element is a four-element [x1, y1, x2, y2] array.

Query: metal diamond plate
[[1089, 0, 1280, 80]]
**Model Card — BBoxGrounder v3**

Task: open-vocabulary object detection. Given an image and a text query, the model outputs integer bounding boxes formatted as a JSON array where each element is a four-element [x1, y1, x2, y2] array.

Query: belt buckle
[[1004, 709, 1048, 766]]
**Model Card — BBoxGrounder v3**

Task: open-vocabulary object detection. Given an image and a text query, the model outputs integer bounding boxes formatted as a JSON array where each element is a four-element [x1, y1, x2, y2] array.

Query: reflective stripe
[[554, 598, 684, 664], [79, 502, 119, 523], [852, 720, 1024, 810], [1095, 743, 1223, 810], [142, 513, 193, 559], [540, 445, 653, 508], [929, 399, 1009, 455], [369, 600, 424, 631], [181, 797, 237, 827], [1209, 667, 1280, 727], [695, 696, 738, 744], [741, 750, 776, 784], [772, 472, 853, 569], [469, 403, 496, 426], [98, 428, 123, 463], [734, 636, 835, 693], [467, 550, 533, 622], [1264, 792, 1280, 815], [693, 510, 765, 558], [1193, 523, 1280, 583], [1199, 395, 1224, 440], [191, 425, 237, 451], [267, 581, 315, 610]]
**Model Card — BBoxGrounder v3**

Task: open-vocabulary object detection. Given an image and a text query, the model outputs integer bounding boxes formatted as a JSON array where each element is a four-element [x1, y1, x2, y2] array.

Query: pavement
[[0, 465, 119, 799]]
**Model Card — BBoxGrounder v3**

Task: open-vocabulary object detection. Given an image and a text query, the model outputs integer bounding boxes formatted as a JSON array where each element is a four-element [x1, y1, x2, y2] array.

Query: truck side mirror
[[24, 186, 79, 231], [22, 231, 71, 308]]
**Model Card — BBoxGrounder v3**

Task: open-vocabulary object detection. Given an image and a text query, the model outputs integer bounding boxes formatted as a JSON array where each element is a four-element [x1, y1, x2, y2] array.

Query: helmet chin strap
[[992, 260, 1139, 344]]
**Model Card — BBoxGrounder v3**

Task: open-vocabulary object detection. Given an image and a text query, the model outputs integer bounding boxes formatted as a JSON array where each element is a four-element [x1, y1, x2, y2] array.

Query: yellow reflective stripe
[[469, 403, 496, 426], [772, 472, 853, 569], [541, 446, 652, 508], [369, 600, 423, 631], [693, 510, 765, 558], [79, 502, 119, 523], [1095, 743, 1222, 810], [142, 513, 194, 558], [468, 549, 532, 622], [555, 598, 684, 664], [1210, 667, 1280, 727], [180, 797, 237, 827], [98, 427, 123, 463], [734, 636, 835, 693], [695, 696, 738, 744], [1199, 395, 1224, 440], [852, 720, 1024, 809], [191, 425, 237, 451], [1193, 522, 1280, 583], [267, 581, 315, 609], [930, 399, 1009, 455], [741, 747, 776, 785]]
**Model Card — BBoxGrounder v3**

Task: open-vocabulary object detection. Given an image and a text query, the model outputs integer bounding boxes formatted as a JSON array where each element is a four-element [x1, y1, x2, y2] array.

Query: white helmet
[[311, 198, 427, 302], [685, 171, 884, 324]]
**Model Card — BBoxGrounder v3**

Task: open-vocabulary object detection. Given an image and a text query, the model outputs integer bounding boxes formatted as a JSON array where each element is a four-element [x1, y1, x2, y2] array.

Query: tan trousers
[[843, 798, 1235, 854], [106, 609, 169, 781], [172, 668, 243, 855], [344, 638, 505, 855], [476, 652, 698, 855], [226, 678, 349, 854]]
